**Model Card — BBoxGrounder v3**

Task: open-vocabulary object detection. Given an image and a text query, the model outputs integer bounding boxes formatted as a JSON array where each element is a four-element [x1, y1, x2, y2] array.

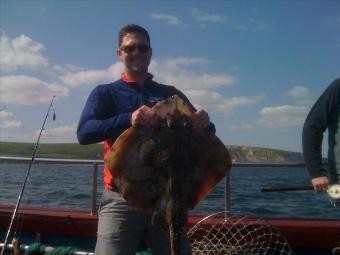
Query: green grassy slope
[[0, 142, 303, 162], [0, 142, 104, 159]]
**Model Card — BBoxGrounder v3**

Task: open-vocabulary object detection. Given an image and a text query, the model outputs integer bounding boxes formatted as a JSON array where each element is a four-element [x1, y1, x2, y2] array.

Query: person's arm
[[77, 85, 132, 145], [302, 79, 340, 191]]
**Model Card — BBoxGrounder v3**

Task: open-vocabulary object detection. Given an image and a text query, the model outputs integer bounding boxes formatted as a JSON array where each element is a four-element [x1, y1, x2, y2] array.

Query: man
[[302, 79, 340, 192], [77, 24, 211, 255]]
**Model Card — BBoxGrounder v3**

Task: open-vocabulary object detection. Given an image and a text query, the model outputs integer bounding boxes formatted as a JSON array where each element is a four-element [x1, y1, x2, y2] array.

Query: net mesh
[[187, 212, 293, 255]]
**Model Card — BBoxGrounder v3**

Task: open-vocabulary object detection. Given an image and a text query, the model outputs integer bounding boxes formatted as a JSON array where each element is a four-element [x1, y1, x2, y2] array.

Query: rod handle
[[261, 185, 313, 192]]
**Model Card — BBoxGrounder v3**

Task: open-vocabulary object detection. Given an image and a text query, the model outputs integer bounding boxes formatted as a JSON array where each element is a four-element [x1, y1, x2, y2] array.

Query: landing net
[[187, 212, 293, 255]]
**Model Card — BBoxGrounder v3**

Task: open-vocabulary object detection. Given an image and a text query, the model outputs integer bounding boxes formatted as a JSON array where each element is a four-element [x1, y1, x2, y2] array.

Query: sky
[[0, 0, 339, 154]]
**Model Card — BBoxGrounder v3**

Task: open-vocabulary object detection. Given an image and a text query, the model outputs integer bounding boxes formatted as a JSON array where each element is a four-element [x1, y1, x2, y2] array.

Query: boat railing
[[0, 156, 307, 215]]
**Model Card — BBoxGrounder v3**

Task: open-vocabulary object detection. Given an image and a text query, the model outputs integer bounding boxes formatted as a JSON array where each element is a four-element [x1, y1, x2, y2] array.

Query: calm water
[[0, 163, 339, 219]]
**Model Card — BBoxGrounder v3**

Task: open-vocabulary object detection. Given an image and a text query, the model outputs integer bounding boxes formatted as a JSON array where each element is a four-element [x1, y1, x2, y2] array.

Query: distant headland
[[0, 142, 303, 163]]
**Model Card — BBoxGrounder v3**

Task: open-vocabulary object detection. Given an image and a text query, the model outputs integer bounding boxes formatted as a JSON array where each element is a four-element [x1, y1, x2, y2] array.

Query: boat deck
[[1, 205, 339, 254]]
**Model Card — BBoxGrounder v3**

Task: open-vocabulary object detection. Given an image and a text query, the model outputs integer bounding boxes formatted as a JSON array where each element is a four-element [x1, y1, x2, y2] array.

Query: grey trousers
[[94, 189, 192, 255]]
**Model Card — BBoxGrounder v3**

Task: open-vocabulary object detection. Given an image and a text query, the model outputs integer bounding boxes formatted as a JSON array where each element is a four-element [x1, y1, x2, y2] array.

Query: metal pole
[[224, 171, 231, 219], [90, 162, 98, 216]]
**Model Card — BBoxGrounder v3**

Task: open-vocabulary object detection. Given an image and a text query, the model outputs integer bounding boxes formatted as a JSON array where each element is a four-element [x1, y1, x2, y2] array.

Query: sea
[[0, 163, 339, 219]]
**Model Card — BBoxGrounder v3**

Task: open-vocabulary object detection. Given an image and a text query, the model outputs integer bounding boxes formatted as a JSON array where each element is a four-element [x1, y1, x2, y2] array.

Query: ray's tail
[[169, 175, 181, 255]]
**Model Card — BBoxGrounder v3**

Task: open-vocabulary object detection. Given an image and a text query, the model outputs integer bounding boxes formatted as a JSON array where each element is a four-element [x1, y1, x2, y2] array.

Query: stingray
[[106, 95, 232, 255]]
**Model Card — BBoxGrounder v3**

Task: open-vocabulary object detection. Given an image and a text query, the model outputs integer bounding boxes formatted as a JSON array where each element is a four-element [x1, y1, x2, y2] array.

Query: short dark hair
[[118, 24, 151, 47]]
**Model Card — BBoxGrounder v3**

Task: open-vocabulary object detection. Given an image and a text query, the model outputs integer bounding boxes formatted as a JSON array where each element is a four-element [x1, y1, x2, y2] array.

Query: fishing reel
[[327, 184, 340, 207]]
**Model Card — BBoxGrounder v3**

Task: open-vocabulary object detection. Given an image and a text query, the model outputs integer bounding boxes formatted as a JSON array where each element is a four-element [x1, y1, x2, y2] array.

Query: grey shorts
[[94, 189, 192, 255]]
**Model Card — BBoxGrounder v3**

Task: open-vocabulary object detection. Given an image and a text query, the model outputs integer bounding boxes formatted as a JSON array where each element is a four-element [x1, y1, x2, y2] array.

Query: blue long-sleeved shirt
[[302, 79, 340, 183], [77, 75, 212, 145]]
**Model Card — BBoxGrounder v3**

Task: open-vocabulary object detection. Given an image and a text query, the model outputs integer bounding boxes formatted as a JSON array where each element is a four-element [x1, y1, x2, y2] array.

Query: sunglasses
[[120, 44, 151, 54]]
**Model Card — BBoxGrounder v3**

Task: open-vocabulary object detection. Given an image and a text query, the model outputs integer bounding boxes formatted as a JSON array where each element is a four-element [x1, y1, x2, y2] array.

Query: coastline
[[0, 141, 304, 163]]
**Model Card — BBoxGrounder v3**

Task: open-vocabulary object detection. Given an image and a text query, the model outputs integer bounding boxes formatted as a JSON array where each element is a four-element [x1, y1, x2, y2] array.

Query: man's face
[[117, 32, 152, 75]]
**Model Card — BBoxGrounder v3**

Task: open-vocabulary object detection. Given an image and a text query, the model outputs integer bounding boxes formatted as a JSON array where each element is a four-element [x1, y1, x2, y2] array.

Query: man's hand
[[311, 176, 329, 192], [131, 105, 159, 128], [191, 109, 210, 131]]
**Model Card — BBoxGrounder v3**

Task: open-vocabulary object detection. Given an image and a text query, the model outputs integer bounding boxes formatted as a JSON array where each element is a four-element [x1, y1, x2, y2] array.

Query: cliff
[[226, 145, 303, 163]]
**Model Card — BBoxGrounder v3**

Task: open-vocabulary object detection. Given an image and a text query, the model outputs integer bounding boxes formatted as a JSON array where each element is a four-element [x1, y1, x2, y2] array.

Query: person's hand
[[311, 176, 329, 192], [191, 109, 210, 131], [131, 105, 159, 128]]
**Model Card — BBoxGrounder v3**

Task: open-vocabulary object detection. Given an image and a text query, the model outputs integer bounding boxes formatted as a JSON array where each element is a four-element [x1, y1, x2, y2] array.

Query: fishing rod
[[1, 96, 56, 255], [261, 185, 313, 192], [261, 183, 340, 206]]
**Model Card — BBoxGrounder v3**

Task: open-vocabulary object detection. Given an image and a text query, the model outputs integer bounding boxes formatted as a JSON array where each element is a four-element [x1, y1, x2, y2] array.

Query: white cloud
[[1, 125, 77, 143], [149, 57, 234, 90], [164, 57, 209, 66], [0, 34, 49, 71], [39, 124, 78, 143], [185, 89, 263, 115], [59, 63, 123, 87], [1, 120, 23, 128], [0, 132, 31, 142], [284, 86, 311, 99], [257, 105, 309, 128], [0, 111, 14, 118], [0, 110, 23, 128], [149, 13, 183, 26], [0, 75, 69, 105], [191, 8, 226, 23]]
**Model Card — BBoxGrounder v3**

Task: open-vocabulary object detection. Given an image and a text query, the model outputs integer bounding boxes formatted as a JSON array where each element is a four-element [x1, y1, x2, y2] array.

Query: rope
[[27, 243, 47, 255], [27, 243, 77, 255], [136, 249, 151, 255], [25, 242, 152, 255]]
